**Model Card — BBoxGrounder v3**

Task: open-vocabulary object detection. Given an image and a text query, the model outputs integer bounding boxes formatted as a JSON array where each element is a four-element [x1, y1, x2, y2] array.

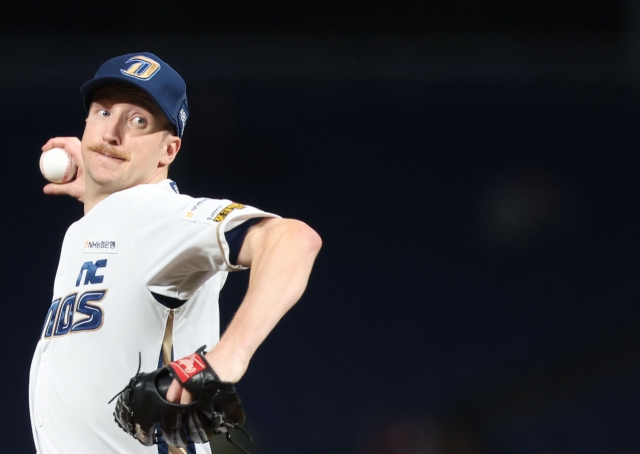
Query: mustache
[[86, 143, 129, 161]]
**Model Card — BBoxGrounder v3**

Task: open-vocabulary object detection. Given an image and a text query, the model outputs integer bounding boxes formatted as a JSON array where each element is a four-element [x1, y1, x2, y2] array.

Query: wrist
[[204, 340, 251, 383]]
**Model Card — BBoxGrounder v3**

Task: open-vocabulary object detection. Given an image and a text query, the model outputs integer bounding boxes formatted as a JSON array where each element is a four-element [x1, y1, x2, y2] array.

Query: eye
[[97, 110, 109, 117], [132, 116, 147, 126]]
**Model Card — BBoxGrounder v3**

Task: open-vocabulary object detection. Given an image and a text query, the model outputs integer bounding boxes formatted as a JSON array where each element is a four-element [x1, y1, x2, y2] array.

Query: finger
[[43, 177, 85, 202], [180, 388, 193, 405], [43, 177, 80, 192], [43, 183, 70, 196], [41, 137, 82, 157], [165, 379, 183, 403], [41, 138, 59, 152], [41, 137, 73, 152]]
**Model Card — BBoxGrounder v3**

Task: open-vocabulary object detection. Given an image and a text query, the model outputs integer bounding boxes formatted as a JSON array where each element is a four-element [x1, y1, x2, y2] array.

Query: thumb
[[43, 183, 67, 196]]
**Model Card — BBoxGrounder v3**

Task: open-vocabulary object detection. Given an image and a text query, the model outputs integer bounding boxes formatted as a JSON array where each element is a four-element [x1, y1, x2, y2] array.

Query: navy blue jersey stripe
[[151, 292, 187, 309], [226, 217, 264, 265]]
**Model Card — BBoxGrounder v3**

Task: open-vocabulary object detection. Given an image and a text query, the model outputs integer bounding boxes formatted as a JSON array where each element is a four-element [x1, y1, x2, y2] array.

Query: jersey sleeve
[[129, 189, 279, 300]]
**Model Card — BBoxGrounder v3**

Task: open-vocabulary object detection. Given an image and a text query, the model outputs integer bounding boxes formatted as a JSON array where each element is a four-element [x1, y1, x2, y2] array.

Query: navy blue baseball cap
[[80, 52, 189, 137]]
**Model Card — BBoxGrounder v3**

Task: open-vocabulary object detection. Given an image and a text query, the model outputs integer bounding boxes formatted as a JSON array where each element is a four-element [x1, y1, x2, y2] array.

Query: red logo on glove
[[169, 353, 207, 383]]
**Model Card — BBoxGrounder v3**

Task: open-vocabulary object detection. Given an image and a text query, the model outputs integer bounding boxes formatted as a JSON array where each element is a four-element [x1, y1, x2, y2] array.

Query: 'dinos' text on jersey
[[40, 260, 108, 339]]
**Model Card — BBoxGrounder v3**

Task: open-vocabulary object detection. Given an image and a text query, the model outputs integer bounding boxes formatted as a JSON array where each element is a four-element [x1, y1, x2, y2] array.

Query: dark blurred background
[[2, 1, 639, 453]]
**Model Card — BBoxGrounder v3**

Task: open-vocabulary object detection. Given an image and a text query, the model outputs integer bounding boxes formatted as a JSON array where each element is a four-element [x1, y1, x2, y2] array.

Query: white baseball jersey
[[29, 179, 277, 454]]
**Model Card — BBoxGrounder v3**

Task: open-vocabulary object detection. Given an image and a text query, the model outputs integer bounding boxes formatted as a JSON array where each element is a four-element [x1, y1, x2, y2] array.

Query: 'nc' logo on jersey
[[121, 55, 161, 80], [76, 259, 107, 286]]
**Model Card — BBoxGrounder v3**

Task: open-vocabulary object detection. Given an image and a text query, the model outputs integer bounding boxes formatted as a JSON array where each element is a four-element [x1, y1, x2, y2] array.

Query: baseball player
[[30, 52, 322, 453]]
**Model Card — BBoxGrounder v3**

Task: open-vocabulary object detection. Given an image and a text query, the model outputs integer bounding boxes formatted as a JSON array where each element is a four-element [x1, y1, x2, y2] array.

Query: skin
[[42, 84, 322, 405], [43, 85, 179, 209], [84, 85, 180, 213]]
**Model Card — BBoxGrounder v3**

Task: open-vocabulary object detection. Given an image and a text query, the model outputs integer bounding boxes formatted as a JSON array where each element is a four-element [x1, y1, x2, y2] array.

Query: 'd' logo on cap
[[120, 55, 161, 80]]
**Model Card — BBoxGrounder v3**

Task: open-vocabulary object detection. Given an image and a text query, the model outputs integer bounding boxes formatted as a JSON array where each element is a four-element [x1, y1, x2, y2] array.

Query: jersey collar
[[157, 179, 180, 194]]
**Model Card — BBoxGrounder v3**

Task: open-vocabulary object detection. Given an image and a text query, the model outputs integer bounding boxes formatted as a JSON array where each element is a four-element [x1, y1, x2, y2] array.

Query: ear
[[159, 135, 181, 167]]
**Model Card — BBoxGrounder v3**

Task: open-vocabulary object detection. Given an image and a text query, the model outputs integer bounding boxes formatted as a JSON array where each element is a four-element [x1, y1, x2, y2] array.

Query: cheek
[[131, 142, 163, 167], [81, 123, 106, 147]]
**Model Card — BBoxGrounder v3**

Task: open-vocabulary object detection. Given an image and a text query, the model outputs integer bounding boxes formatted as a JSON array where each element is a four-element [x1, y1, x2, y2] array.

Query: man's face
[[81, 84, 180, 196]]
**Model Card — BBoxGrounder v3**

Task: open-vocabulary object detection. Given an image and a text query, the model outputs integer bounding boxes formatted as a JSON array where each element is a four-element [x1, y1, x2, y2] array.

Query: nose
[[102, 116, 122, 146]]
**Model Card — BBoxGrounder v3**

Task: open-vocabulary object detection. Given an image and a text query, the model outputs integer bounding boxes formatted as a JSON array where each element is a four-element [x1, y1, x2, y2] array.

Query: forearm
[[205, 219, 322, 381]]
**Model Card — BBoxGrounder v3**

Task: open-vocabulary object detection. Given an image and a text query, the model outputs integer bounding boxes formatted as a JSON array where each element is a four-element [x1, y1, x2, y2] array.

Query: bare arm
[[167, 217, 322, 403], [207, 218, 322, 380], [41, 137, 85, 202]]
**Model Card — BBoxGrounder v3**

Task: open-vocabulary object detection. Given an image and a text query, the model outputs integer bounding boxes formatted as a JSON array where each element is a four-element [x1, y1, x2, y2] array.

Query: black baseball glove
[[112, 346, 249, 452]]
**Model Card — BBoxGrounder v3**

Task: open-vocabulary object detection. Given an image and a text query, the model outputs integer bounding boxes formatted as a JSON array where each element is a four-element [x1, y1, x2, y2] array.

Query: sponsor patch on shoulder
[[197, 202, 246, 224], [181, 198, 210, 222], [197, 203, 225, 224], [213, 203, 245, 223], [84, 237, 118, 253]]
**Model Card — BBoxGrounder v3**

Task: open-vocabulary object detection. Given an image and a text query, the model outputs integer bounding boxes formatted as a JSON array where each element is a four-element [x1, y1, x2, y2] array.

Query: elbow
[[290, 220, 322, 257], [308, 225, 322, 256]]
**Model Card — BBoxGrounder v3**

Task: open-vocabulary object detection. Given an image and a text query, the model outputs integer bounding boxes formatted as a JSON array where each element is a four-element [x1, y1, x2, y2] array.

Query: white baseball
[[40, 147, 78, 184]]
